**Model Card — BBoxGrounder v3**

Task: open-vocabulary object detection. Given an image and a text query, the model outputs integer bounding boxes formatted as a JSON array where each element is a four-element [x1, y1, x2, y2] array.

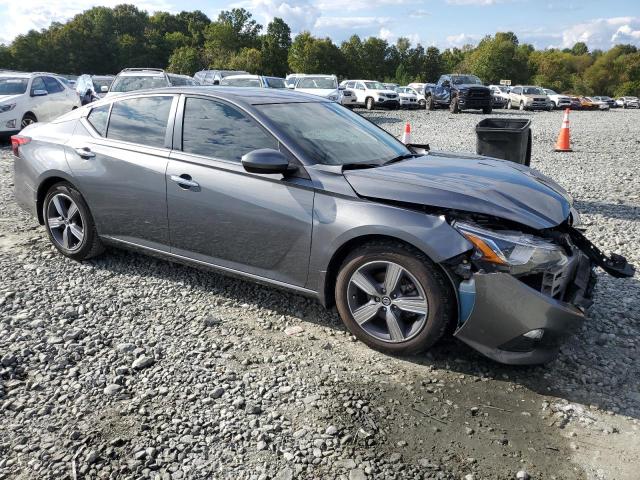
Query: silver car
[[11, 87, 633, 365]]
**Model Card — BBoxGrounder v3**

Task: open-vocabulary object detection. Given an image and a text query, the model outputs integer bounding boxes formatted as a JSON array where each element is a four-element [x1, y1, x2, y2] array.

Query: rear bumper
[[13, 154, 38, 218], [453, 261, 594, 365]]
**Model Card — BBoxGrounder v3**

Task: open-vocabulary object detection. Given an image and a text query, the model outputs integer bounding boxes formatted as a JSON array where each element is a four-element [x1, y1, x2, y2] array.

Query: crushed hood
[[343, 152, 572, 230]]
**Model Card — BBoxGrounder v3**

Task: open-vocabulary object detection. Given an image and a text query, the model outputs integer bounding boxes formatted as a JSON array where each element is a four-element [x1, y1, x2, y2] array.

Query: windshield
[[220, 71, 248, 78], [256, 102, 410, 166], [523, 87, 544, 95], [265, 77, 286, 89], [220, 77, 262, 87], [0, 77, 28, 95], [364, 81, 385, 90], [93, 78, 113, 90], [497, 86, 509, 92], [451, 75, 482, 85], [110, 75, 169, 92], [296, 77, 337, 89], [544, 89, 557, 95]]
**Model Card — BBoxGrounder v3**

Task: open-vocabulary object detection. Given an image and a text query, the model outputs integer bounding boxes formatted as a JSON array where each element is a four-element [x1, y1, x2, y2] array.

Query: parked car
[[507, 86, 551, 111], [615, 96, 639, 108], [12, 87, 633, 365], [0, 71, 81, 136], [580, 97, 609, 110], [426, 74, 492, 114], [76, 74, 115, 105], [401, 86, 427, 108], [489, 85, 510, 103], [339, 80, 400, 110], [106, 68, 171, 97], [568, 96, 582, 110], [167, 73, 199, 86], [543, 89, 572, 109], [383, 83, 399, 91], [293, 75, 340, 102], [194, 70, 249, 86], [219, 75, 286, 88], [394, 87, 419, 109], [592, 96, 616, 108]]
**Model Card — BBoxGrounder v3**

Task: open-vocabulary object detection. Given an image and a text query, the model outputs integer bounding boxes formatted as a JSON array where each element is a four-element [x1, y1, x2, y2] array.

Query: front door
[[166, 96, 314, 287]]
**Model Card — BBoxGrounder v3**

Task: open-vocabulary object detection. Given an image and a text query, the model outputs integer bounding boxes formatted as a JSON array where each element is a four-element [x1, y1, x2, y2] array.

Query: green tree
[[288, 32, 344, 74], [228, 47, 263, 72], [340, 35, 365, 78], [261, 18, 291, 76], [423, 46, 443, 82], [167, 46, 202, 74]]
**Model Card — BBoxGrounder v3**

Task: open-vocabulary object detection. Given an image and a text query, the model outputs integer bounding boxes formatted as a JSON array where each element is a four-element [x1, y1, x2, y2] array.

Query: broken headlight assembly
[[453, 221, 568, 276]]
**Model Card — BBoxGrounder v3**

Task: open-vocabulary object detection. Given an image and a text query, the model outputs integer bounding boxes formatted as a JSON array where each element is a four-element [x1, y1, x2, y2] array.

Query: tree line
[[1, 4, 639, 97]]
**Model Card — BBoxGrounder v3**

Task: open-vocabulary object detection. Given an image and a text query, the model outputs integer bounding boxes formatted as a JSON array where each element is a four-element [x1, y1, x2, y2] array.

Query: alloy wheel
[[46, 193, 85, 252], [21, 116, 36, 128], [347, 261, 429, 343]]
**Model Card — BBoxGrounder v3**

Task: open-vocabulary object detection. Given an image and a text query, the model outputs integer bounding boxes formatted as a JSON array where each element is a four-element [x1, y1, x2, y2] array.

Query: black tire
[[335, 242, 455, 356], [21, 113, 37, 129], [43, 182, 104, 261], [507, 100, 512, 110], [483, 106, 493, 114], [427, 95, 436, 110], [365, 97, 375, 110], [519, 101, 525, 111], [449, 97, 460, 114], [418, 99, 426, 109]]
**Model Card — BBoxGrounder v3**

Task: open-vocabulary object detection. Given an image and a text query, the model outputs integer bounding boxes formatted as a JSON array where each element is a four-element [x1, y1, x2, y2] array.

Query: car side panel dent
[[306, 192, 473, 296]]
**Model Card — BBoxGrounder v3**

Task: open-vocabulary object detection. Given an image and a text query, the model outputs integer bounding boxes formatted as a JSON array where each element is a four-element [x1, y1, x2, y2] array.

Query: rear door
[[67, 94, 178, 251], [166, 95, 314, 286]]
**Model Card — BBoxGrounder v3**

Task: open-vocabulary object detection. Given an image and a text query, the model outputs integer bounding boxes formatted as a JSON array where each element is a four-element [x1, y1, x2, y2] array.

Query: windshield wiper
[[383, 153, 419, 165], [341, 163, 381, 171]]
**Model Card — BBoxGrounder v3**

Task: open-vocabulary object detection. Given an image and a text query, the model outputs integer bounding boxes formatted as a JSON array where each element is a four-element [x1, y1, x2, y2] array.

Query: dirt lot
[[1, 108, 639, 480]]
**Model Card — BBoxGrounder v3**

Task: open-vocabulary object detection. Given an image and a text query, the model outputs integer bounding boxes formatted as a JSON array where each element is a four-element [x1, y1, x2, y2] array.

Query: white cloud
[[0, 0, 173, 44], [315, 16, 391, 30], [240, 0, 320, 33], [379, 28, 394, 42], [445, 33, 481, 47], [561, 17, 640, 49], [446, 0, 498, 5], [317, 0, 413, 12]]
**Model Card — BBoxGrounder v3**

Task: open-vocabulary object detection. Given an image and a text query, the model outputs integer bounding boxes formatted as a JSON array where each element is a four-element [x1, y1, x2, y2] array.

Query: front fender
[[306, 192, 472, 296]]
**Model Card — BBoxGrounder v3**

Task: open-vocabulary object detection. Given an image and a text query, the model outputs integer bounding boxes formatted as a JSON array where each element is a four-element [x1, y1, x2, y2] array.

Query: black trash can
[[475, 118, 532, 166]]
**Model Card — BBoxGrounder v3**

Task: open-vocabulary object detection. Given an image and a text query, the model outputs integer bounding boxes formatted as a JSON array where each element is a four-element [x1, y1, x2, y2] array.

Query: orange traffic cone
[[555, 108, 572, 152], [401, 122, 411, 144]]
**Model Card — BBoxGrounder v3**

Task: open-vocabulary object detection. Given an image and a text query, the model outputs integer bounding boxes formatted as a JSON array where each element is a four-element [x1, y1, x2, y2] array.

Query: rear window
[[110, 75, 169, 93], [0, 77, 28, 94], [296, 77, 337, 89], [265, 77, 286, 89], [87, 104, 110, 136], [220, 77, 262, 87], [107, 96, 173, 147], [43, 76, 64, 94]]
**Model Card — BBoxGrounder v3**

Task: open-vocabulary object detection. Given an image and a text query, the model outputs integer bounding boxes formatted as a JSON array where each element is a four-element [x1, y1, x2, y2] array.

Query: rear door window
[[107, 96, 173, 148], [181, 97, 278, 162], [87, 104, 110, 137]]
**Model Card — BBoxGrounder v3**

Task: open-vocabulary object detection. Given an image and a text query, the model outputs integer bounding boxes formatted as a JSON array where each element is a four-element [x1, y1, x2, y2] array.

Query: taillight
[[10, 135, 30, 157]]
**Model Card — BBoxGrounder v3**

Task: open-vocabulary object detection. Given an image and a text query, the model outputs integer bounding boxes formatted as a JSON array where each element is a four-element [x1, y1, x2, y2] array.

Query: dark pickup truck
[[426, 74, 493, 114]]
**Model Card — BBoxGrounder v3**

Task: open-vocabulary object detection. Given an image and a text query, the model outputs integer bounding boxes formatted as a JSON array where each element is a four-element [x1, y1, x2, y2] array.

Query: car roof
[[93, 86, 328, 106], [117, 69, 165, 77], [223, 74, 261, 80], [0, 71, 55, 78]]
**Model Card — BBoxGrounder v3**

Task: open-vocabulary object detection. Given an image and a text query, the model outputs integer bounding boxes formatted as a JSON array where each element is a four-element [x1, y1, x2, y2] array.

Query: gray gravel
[[1, 108, 639, 480]]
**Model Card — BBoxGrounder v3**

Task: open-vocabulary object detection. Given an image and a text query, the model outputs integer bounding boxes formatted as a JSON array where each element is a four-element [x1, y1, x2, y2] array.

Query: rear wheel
[[21, 113, 37, 129], [335, 243, 455, 355], [43, 182, 104, 261]]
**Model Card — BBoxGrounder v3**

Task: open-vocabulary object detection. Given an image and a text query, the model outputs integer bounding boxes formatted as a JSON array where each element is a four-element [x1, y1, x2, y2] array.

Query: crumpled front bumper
[[453, 268, 591, 365]]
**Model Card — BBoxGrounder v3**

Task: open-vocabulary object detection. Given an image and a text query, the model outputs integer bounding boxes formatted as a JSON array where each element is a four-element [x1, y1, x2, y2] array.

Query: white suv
[[0, 71, 81, 136], [293, 75, 340, 102], [339, 80, 399, 110], [543, 89, 571, 109]]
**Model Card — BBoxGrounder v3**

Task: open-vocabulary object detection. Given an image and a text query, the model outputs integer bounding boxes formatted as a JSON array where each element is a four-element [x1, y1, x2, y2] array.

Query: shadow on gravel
[[577, 199, 640, 222], [89, 246, 640, 421]]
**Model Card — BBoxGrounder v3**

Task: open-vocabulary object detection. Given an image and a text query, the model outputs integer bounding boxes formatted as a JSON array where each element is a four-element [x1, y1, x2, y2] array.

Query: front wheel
[[365, 97, 375, 110], [21, 113, 37, 129], [519, 101, 525, 111], [335, 243, 455, 355], [427, 95, 436, 110], [507, 100, 512, 109], [43, 182, 104, 261]]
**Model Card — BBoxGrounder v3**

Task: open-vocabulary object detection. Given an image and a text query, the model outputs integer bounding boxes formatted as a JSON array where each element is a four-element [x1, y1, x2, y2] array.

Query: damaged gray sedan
[[12, 87, 634, 364]]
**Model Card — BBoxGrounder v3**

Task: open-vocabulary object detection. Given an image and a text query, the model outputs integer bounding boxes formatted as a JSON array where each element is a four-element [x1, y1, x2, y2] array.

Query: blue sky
[[1, 0, 639, 51]]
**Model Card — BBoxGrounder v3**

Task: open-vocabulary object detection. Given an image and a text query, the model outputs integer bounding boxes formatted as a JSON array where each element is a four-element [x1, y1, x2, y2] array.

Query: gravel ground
[[1, 108, 639, 480]]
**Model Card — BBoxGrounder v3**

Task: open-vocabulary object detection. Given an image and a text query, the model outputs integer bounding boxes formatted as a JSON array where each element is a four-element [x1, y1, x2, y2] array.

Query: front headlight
[[454, 221, 568, 275], [0, 103, 16, 113]]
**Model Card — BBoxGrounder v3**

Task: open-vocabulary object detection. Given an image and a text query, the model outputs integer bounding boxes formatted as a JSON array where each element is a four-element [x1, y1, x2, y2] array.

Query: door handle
[[170, 174, 200, 189], [75, 147, 95, 159]]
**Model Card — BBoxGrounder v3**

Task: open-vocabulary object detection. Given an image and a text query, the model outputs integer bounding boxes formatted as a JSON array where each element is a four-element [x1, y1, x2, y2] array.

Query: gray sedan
[[11, 87, 633, 364]]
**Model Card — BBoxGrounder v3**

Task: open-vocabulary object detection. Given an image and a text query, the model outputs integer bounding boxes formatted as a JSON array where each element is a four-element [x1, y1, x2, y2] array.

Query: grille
[[468, 88, 489, 98]]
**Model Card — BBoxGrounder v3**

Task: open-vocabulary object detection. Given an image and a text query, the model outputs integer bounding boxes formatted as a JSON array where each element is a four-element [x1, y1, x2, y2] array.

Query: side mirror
[[32, 89, 48, 97], [242, 149, 290, 175], [100, 85, 109, 93]]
